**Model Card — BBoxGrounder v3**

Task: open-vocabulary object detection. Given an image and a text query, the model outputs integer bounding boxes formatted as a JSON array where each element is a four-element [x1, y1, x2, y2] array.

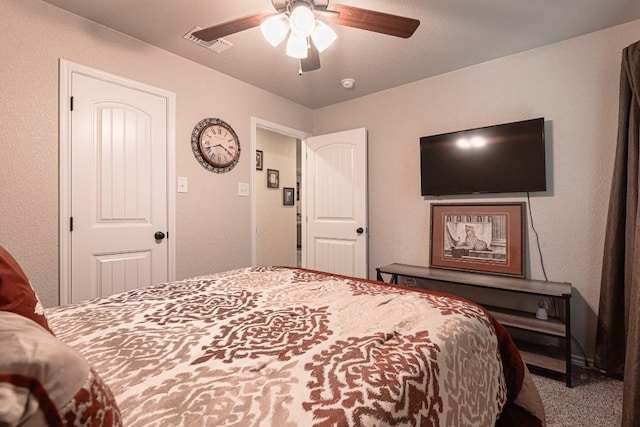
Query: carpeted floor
[[531, 366, 623, 426]]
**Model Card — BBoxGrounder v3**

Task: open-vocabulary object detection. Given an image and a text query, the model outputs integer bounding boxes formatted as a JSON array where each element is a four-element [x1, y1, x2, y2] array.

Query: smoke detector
[[341, 78, 355, 89]]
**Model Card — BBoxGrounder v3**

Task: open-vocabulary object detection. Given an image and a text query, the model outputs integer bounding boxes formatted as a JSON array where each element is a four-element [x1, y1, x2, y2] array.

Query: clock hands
[[202, 141, 234, 157], [218, 144, 233, 157], [204, 141, 233, 161]]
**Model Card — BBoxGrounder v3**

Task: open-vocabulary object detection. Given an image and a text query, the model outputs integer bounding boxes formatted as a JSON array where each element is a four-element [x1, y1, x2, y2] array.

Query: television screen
[[420, 117, 546, 196]]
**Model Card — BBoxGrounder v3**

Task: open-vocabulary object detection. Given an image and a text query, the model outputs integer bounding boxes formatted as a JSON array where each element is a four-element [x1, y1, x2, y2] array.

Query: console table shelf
[[376, 263, 573, 387], [486, 306, 566, 337]]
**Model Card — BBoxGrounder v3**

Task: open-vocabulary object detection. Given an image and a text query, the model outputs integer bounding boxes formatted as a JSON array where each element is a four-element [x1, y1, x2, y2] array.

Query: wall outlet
[[238, 182, 250, 197]]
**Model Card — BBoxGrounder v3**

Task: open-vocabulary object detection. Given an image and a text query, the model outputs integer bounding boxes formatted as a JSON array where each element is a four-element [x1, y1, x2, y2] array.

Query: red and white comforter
[[47, 266, 545, 426]]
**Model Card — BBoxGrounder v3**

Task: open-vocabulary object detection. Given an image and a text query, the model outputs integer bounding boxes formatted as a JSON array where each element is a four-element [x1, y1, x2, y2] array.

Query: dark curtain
[[595, 40, 640, 426]]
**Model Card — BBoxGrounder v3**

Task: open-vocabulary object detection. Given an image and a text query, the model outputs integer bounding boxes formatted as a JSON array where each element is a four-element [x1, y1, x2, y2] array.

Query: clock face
[[191, 118, 240, 173]]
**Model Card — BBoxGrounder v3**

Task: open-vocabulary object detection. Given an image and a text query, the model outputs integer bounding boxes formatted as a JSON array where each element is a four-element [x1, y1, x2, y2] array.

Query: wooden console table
[[376, 263, 573, 387]]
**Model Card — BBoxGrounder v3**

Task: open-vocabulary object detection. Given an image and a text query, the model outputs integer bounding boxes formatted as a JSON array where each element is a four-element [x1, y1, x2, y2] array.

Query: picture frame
[[267, 169, 279, 188], [256, 150, 263, 171], [283, 187, 295, 206], [430, 202, 525, 277]]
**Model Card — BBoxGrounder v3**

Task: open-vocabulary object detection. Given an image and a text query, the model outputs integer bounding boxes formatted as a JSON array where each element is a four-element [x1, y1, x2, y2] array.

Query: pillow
[[0, 311, 122, 426], [0, 245, 53, 334]]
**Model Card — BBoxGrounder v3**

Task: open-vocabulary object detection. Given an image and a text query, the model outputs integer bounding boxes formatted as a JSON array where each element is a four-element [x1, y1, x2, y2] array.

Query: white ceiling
[[40, 0, 640, 109]]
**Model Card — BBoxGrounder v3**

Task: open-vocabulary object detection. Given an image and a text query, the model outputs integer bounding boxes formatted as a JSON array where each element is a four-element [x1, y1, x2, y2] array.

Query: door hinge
[[70, 216, 74, 232], [70, 96, 74, 111]]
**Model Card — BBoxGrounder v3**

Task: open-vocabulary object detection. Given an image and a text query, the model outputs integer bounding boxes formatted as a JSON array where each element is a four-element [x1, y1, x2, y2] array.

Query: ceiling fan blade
[[326, 4, 420, 38], [193, 12, 273, 41], [301, 39, 321, 72]]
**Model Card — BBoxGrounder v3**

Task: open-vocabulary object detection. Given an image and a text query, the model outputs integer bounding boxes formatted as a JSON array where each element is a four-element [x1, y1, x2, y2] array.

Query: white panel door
[[304, 128, 368, 278], [70, 72, 169, 303]]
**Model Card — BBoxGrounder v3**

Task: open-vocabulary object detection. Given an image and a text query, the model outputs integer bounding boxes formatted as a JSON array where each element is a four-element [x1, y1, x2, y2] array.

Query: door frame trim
[[58, 59, 177, 305], [250, 117, 310, 266]]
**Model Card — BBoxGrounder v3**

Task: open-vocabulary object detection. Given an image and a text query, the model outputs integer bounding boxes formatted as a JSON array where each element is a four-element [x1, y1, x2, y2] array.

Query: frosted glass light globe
[[289, 5, 315, 38]]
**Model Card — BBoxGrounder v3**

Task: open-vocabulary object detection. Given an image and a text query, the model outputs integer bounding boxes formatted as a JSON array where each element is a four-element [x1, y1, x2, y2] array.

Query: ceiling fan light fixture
[[311, 20, 337, 52], [260, 14, 289, 47], [286, 34, 308, 59], [289, 4, 315, 38]]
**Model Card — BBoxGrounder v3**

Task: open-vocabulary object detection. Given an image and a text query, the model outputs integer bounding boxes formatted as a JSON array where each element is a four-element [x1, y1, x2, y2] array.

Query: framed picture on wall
[[267, 169, 279, 188], [256, 150, 263, 171], [430, 202, 525, 277], [283, 187, 295, 206]]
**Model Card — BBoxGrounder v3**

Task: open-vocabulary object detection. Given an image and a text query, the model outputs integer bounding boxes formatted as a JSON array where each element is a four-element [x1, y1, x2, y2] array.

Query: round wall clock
[[191, 118, 241, 173]]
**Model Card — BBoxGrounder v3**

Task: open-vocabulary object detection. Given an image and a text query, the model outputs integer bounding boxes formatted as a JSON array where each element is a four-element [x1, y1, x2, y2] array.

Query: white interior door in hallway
[[304, 128, 368, 278], [59, 61, 176, 304]]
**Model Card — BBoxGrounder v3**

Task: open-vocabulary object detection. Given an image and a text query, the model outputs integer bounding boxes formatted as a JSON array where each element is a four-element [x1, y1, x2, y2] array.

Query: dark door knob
[[154, 231, 166, 240], [356, 227, 364, 235]]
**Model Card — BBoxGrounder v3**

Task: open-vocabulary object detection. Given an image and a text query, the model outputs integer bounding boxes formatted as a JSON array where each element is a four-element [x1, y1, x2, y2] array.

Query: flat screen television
[[420, 117, 547, 196]]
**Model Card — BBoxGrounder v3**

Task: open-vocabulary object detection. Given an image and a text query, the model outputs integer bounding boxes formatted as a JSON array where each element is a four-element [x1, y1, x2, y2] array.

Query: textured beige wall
[[2, 0, 638, 362], [0, 0, 312, 307], [256, 128, 298, 267], [312, 19, 640, 360]]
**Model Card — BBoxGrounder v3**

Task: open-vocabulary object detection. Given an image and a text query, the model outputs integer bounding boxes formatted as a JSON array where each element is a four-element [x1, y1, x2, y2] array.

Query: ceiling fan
[[192, 0, 420, 73]]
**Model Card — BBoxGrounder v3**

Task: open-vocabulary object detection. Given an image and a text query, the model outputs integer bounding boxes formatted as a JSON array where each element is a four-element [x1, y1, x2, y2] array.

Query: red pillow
[[0, 244, 53, 334]]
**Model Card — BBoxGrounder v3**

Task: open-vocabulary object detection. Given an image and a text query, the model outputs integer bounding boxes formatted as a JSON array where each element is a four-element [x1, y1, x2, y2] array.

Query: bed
[[1, 252, 545, 426]]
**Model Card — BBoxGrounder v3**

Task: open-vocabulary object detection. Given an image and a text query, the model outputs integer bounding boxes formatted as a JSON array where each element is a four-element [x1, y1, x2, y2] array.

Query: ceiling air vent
[[184, 27, 233, 53]]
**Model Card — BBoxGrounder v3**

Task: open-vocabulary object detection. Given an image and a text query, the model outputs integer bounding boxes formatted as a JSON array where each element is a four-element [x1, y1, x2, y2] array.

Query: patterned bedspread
[[47, 267, 545, 426]]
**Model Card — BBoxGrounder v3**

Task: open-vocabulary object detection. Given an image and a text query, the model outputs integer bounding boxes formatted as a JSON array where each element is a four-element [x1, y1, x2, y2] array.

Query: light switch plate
[[238, 182, 250, 197], [177, 176, 188, 193]]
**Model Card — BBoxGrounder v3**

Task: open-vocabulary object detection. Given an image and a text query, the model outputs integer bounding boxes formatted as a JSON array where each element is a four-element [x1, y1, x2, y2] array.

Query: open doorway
[[251, 118, 310, 268]]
